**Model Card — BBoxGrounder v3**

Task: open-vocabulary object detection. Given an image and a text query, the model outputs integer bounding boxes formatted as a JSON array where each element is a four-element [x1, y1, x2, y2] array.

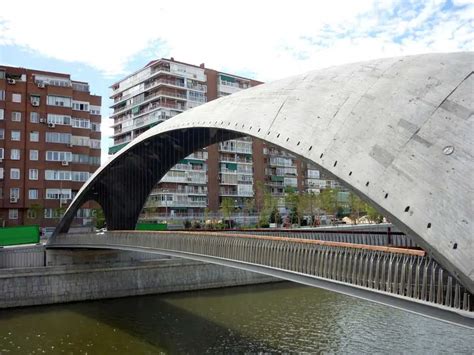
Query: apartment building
[[0, 66, 101, 227], [109, 58, 336, 217]]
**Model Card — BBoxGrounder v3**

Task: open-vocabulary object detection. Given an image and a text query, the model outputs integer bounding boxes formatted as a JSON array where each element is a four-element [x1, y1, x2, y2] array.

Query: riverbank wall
[[0, 246, 277, 309]]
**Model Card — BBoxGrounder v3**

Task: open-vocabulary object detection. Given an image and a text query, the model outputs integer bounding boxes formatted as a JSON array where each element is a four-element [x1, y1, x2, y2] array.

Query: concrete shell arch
[[52, 53, 473, 292]]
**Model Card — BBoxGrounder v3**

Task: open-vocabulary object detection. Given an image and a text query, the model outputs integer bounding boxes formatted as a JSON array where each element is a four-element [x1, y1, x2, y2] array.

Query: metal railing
[[50, 231, 472, 317]]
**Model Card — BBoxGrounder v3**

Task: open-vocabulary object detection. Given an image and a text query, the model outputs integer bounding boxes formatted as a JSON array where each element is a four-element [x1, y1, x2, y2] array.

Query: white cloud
[[2, 0, 471, 82], [1, 0, 472, 163]]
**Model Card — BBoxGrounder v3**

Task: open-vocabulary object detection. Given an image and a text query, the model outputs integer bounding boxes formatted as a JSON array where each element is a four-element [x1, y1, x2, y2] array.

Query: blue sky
[[0, 0, 472, 163]]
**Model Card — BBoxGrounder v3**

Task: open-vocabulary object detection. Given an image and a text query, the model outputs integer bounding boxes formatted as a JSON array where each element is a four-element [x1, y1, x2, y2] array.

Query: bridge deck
[[48, 230, 473, 328]]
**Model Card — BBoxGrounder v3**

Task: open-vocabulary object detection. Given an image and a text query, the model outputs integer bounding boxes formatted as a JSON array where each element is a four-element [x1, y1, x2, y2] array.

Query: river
[[0, 282, 472, 354]]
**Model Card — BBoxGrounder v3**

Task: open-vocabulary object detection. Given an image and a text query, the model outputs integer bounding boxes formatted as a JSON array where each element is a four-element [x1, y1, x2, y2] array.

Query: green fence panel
[[136, 223, 168, 231], [0, 225, 40, 246]]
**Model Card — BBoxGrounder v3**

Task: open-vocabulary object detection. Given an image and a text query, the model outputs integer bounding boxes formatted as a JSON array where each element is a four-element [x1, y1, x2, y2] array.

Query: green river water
[[0, 282, 473, 354]]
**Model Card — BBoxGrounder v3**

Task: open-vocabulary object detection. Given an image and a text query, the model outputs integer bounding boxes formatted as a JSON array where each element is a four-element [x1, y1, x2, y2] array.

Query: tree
[[348, 192, 365, 224], [319, 188, 339, 218], [92, 208, 105, 229], [269, 207, 282, 225], [366, 204, 384, 223], [285, 186, 301, 225], [243, 198, 255, 227], [258, 188, 277, 228], [298, 192, 320, 226], [27, 204, 43, 221], [220, 197, 236, 227]]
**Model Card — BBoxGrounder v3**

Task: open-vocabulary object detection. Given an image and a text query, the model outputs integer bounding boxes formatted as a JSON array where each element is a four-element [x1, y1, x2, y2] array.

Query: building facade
[[0, 66, 101, 227], [109, 58, 337, 218]]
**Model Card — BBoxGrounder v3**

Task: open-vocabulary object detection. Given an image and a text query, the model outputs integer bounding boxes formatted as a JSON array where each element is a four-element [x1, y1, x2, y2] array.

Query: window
[[0, 90, 5, 101], [27, 209, 37, 219], [0, 148, 4, 159], [30, 131, 39, 142], [45, 188, 72, 200], [29, 169, 38, 180], [8, 209, 18, 220], [0, 168, 3, 179], [45, 170, 71, 181], [29, 189, 38, 200], [30, 150, 39, 161], [71, 154, 99, 165], [0, 108, 4, 120], [44, 208, 64, 219], [71, 118, 90, 129], [72, 101, 89, 111], [35, 75, 71, 88], [72, 171, 90, 182], [45, 151, 72, 162], [47, 95, 72, 107], [90, 139, 101, 149], [71, 136, 90, 146], [10, 168, 20, 180], [11, 149, 20, 160], [46, 132, 71, 144], [90, 105, 101, 115], [47, 114, 71, 125], [12, 93, 21, 103], [91, 122, 100, 132], [0, 129, 4, 140], [10, 188, 20, 199], [30, 95, 40, 106], [30, 112, 39, 123], [11, 130, 20, 141], [12, 111, 21, 122]]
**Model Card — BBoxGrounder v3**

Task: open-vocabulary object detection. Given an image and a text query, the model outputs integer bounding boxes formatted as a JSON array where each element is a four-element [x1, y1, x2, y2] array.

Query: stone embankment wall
[[0, 247, 277, 309]]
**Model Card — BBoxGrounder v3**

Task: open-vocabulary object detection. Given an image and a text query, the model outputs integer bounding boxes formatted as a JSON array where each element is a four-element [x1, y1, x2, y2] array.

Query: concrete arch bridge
[[48, 53, 473, 327]]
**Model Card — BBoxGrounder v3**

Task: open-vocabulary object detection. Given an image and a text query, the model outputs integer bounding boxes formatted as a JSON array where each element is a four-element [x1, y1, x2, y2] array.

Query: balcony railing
[[112, 89, 187, 116]]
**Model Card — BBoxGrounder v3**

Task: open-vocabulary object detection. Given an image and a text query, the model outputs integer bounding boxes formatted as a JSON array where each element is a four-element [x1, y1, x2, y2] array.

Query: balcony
[[219, 186, 254, 197], [219, 140, 252, 154], [160, 171, 207, 184], [219, 155, 252, 164], [149, 186, 208, 196], [146, 199, 207, 208], [112, 89, 187, 117]]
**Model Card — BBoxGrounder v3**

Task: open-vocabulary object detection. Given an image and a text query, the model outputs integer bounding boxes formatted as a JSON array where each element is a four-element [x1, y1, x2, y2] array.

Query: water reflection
[[0, 282, 473, 353]]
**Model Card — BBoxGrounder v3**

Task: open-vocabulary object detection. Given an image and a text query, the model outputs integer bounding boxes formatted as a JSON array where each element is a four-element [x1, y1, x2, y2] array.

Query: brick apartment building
[[109, 58, 341, 217], [0, 66, 101, 227]]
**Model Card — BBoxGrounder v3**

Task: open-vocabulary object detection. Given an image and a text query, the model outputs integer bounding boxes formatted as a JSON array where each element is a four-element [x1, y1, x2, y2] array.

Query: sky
[[0, 0, 472, 163]]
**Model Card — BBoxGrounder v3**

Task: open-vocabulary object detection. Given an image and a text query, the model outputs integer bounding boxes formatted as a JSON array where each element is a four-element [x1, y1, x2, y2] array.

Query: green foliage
[[347, 192, 365, 223], [220, 197, 236, 221], [27, 204, 43, 220], [289, 206, 299, 224], [92, 208, 106, 229], [319, 188, 339, 215], [258, 188, 277, 228], [183, 220, 192, 229], [366, 204, 384, 223], [244, 198, 255, 215], [269, 207, 282, 224]]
